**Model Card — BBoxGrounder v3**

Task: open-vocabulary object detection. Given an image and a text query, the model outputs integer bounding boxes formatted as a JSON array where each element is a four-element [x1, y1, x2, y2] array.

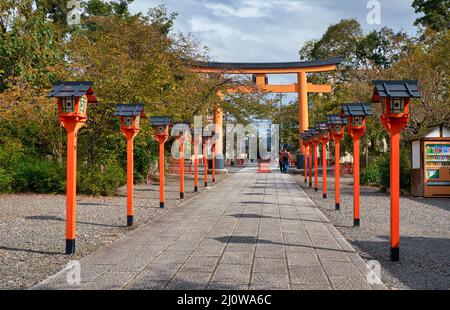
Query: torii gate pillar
[[298, 71, 309, 155], [213, 104, 225, 170]]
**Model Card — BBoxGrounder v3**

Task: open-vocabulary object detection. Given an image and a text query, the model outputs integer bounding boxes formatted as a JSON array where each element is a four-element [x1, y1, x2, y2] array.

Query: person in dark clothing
[[282, 148, 291, 173], [279, 149, 285, 173]]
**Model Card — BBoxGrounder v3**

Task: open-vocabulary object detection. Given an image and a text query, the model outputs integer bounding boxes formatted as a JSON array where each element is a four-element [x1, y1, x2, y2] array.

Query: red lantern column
[[179, 138, 185, 199], [123, 130, 138, 225], [193, 137, 200, 192], [212, 144, 216, 182], [381, 116, 408, 261], [203, 141, 208, 187], [347, 129, 365, 227], [320, 138, 329, 199], [332, 134, 344, 210], [309, 144, 313, 187], [313, 141, 319, 191], [157, 136, 167, 208], [304, 145, 308, 183], [63, 121, 84, 255]]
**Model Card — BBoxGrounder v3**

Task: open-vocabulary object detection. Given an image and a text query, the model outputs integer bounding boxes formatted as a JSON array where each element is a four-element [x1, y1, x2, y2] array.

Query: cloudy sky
[[128, 0, 419, 98], [129, 0, 419, 62]]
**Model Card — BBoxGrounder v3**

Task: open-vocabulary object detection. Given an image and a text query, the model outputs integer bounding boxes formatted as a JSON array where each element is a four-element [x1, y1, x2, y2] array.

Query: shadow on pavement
[[214, 235, 354, 254], [351, 235, 450, 290], [0, 246, 61, 256], [25, 215, 123, 228]]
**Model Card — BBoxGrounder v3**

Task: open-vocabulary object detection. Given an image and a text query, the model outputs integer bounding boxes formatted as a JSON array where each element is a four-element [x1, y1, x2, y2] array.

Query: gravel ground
[[291, 171, 450, 290], [0, 169, 234, 290]]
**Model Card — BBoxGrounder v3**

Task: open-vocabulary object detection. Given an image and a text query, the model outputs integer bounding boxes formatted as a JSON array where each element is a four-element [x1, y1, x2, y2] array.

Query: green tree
[[412, 0, 450, 32]]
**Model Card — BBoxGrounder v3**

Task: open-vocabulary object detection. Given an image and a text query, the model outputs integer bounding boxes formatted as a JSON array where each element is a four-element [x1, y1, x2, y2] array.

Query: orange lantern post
[[372, 80, 421, 261], [210, 131, 218, 182], [327, 115, 347, 210], [47, 81, 96, 255], [202, 130, 212, 187], [308, 135, 313, 188], [175, 128, 189, 199], [150, 117, 172, 208], [211, 144, 216, 182], [192, 129, 201, 192], [309, 128, 320, 192], [317, 122, 330, 199], [301, 132, 310, 184], [114, 104, 145, 226], [342, 104, 372, 227]]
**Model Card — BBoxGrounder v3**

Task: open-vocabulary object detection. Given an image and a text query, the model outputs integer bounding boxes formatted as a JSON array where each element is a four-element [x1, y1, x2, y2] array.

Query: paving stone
[[220, 250, 254, 265], [166, 272, 210, 290], [211, 264, 252, 284], [253, 258, 288, 274], [289, 266, 329, 286], [207, 282, 249, 290], [328, 276, 372, 290], [180, 256, 220, 272], [286, 252, 320, 267], [321, 261, 362, 278], [250, 272, 289, 288]]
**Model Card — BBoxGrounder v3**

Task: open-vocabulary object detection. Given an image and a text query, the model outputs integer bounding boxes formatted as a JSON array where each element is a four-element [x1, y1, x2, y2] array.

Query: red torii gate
[[191, 56, 343, 168]]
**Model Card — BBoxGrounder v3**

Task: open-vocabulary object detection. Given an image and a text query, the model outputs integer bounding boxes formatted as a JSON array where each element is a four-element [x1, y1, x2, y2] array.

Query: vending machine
[[411, 125, 450, 197]]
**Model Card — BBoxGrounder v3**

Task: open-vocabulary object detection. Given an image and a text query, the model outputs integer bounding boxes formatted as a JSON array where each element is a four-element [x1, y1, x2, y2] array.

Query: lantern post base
[[66, 239, 76, 255], [390, 247, 400, 262]]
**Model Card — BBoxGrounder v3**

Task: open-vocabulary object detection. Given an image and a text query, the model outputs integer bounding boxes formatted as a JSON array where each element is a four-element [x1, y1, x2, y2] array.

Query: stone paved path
[[33, 167, 386, 290]]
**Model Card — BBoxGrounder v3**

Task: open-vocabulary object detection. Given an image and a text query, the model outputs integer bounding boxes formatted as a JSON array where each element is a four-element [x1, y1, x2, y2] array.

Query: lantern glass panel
[[333, 125, 342, 133], [61, 97, 75, 113], [390, 98, 405, 114], [352, 116, 363, 126], [124, 116, 133, 127], [135, 116, 140, 128], [79, 95, 87, 114], [157, 126, 164, 134]]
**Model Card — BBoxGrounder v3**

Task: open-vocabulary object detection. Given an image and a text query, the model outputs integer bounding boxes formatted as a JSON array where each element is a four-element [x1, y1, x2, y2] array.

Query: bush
[[378, 151, 411, 189], [360, 164, 381, 186], [13, 159, 65, 193], [0, 167, 14, 193], [360, 152, 411, 190], [78, 160, 126, 196]]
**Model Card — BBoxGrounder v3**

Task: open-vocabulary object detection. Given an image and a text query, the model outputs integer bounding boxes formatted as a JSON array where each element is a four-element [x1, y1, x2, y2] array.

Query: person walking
[[283, 148, 291, 173], [279, 149, 285, 173]]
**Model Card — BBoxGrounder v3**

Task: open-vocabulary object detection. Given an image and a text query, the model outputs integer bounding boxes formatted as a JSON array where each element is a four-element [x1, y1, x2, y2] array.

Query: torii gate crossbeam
[[191, 56, 343, 170]]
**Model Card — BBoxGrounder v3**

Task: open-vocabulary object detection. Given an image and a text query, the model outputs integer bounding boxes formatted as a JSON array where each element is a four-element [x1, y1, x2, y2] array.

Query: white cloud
[[129, 0, 418, 62], [204, 1, 270, 18]]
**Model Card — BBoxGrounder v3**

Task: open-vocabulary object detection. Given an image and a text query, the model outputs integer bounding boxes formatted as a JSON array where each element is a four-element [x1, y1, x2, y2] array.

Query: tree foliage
[[412, 0, 450, 32]]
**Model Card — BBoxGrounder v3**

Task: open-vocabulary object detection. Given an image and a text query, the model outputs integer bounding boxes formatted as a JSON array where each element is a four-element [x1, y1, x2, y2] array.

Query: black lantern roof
[[372, 80, 421, 102], [342, 103, 372, 116], [150, 116, 172, 126], [300, 132, 309, 139], [308, 128, 319, 136], [47, 81, 96, 102], [316, 122, 329, 131], [114, 104, 145, 117], [202, 129, 215, 138], [327, 114, 347, 126]]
